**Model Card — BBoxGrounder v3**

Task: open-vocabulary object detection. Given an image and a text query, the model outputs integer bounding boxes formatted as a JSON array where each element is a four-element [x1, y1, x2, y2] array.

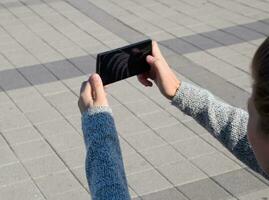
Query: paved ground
[[0, 0, 269, 199]]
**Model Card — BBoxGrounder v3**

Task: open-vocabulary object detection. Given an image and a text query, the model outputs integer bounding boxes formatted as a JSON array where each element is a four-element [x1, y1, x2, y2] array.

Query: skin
[[79, 41, 269, 176]]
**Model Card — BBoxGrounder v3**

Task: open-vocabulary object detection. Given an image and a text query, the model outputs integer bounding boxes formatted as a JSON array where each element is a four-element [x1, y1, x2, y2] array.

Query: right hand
[[137, 41, 181, 100]]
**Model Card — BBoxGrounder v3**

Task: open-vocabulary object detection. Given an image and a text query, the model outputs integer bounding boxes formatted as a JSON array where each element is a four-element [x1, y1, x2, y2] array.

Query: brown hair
[[252, 36, 269, 134]]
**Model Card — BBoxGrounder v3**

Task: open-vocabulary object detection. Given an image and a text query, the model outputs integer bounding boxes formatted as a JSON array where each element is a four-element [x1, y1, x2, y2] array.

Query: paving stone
[[0, 180, 45, 200], [70, 56, 96, 74], [0, 146, 18, 167], [178, 178, 233, 200], [139, 110, 178, 129], [243, 21, 269, 36], [3, 127, 41, 145], [59, 147, 85, 169], [0, 113, 31, 131], [119, 137, 137, 156], [35, 81, 69, 96], [213, 169, 268, 197], [157, 160, 207, 186], [36, 118, 77, 137], [124, 130, 166, 151], [155, 123, 196, 143], [0, 134, 8, 148], [141, 187, 187, 200], [202, 30, 243, 46], [23, 154, 67, 178], [127, 169, 173, 195], [18, 64, 57, 85], [123, 152, 153, 175], [0, 69, 30, 90], [172, 136, 216, 159], [45, 90, 77, 107], [191, 151, 241, 177], [13, 139, 54, 161], [224, 26, 264, 41], [0, 163, 29, 187], [71, 166, 89, 189], [35, 171, 82, 198], [160, 38, 200, 54], [141, 144, 184, 167], [44, 59, 83, 80], [183, 120, 210, 135], [124, 99, 162, 116], [239, 188, 269, 200], [25, 107, 62, 125], [117, 116, 150, 136], [47, 188, 91, 200], [46, 132, 83, 152], [183, 34, 221, 50]]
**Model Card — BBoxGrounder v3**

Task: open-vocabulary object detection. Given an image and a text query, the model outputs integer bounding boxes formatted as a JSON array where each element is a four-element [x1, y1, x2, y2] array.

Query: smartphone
[[96, 39, 152, 85]]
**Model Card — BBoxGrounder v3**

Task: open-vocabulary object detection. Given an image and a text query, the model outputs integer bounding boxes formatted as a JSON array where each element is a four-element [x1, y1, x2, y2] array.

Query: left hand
[[78, 74, 109, 114]]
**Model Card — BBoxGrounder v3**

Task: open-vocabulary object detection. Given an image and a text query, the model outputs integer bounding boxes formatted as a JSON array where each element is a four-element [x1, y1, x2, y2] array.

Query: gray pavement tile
[[177, 178, 233, 200], [183, 120, 210, 135], [0, 163, 29, 187], [46, 132, 83, 153], [124, 99, 162, 116], [0, 180, 45, 200], [202, 30, 244, 46], [44, 59, 83, 80], [157, 160, 207, 186], [58, 147, 85, 169], [0, 134, 8, 148], [172, 136, 216, 159], [0, 146, 18, 167], [23, 154, 67, 178], [191, 152, 241, 177], [13, 139, 54, 161], [34, 171, 82, 198], [224, 26, 264, 41], [119, 137, 137, 156], [0, 69, 30, 90], [25, 107, 62, 125], [183, 34, 221, 50], [127, 169, 173, 196], [14, 95, 51, 113], [243, 21, 269, 36], [213, 169, 268, 197], [139, 110, 178, 129], [47, 188, 91, 200], [238, 188, 269, 200], [45, 91, 77, 107], [71, 166, 89, 189], [124, 130, 166, 151], [141, 187, 187, 200], [18, 64, 57, 85], [117, 116, 150, 136], [0, 114, 31, 131], [141, 144, 184, 167], [36, 118, 77, 137], [154, 123, 196, 143], [69, 55, 96, 75], [123, 152, 153, 175], [35, 81, 69, 96], [160, 38, 200, 54]]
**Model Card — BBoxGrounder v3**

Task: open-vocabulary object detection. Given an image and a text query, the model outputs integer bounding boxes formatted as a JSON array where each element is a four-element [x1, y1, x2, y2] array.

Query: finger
[[146, 55, 162, 68], [137, 74, 153, 87], [80, 81, 88, 94], [81, 81, 93, 107], [89, 73, 106, 103], [152, 41, 163, 58]]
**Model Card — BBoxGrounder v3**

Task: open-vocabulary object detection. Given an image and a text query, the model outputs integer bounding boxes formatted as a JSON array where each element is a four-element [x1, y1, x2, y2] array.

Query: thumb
[[89, 74, 106, 102], [146, 55, 162, 69]]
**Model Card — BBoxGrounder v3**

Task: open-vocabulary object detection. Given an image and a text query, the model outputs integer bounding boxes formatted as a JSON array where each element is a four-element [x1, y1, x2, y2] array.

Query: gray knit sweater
[[81, 81, 266, 200]]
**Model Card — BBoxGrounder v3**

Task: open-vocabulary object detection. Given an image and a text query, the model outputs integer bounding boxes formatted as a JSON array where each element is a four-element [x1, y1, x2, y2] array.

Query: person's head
[[248, 36, 269, 175]]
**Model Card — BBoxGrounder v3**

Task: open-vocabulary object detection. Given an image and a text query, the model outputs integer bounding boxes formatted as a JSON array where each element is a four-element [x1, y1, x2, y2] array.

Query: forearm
[[82, 107, 130, 200]]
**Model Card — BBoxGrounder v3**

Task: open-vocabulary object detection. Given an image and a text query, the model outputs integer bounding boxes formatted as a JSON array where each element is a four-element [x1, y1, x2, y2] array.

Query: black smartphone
[[96, 39, 152, 85]]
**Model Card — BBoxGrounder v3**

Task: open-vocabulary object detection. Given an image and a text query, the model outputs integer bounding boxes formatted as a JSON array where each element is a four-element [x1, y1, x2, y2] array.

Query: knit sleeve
[[81, 106, 131, 200], [172, 82, 263, 175]]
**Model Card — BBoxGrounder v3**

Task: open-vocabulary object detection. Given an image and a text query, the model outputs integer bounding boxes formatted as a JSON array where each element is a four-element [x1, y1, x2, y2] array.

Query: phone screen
[[96, 39, 152, 85]]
